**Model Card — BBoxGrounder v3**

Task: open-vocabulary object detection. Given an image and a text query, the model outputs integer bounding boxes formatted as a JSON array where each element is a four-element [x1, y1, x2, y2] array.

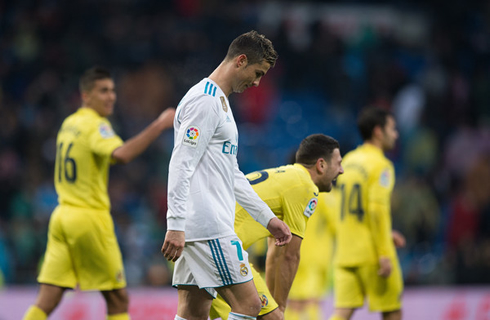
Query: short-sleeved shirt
[[334, 144, 396, 266], [234, 164, 319, 250], [54, 107, 123, 210]]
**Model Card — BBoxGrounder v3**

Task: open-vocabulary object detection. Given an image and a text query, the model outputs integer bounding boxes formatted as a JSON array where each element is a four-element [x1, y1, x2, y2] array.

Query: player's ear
[[373, 125, 383, 140], [81, 91, 89, 103], [316, 158, 326, 174], [236, 54, 248, 68]]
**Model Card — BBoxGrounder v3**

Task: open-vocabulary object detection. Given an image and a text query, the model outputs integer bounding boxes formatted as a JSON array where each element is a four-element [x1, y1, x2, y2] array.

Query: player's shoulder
[[283, 164, 319, 194], [60, 108, 101, 132], [180, 79, 224, 114]]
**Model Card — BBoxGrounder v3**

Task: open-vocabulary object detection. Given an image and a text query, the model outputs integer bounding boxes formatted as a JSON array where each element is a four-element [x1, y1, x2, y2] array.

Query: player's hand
[[392, 230, 406, 248], [267, 217, 292, 246], [161, 230, 185, 262], [378, 257, 392, 277], [157, 107, 176, 130]]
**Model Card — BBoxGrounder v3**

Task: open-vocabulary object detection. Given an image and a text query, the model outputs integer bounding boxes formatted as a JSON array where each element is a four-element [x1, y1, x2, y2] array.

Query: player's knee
[[102, 288, 129, 313], [232, 295, 261, 317], [250, 295, 263, 316]]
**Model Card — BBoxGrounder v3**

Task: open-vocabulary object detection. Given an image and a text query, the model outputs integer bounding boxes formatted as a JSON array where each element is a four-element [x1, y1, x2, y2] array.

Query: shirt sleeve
[[88, 119, 124, 157], [367, 164, 395, 258], [234, 161, 276, 228], [166, 96, 220, 231], [281, 185, 318, 238]]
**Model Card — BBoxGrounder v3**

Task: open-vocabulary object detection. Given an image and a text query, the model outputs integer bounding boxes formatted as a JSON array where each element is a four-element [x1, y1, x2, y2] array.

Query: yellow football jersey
[[334, 144, 396, 266], [235, 164, 319, 250], [54, 107, 123, 211]]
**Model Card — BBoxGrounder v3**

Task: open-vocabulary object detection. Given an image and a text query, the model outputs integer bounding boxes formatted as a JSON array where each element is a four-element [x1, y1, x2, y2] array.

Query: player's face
[[83, 78, 116, 117], [382, 116, 398, 151], [319, 148, 344, 192], [233, 59, 271, 93]]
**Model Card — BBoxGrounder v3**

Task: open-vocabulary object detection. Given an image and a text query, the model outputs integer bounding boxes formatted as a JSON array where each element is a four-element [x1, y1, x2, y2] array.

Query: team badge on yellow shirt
[[260, 294, 269, 307]]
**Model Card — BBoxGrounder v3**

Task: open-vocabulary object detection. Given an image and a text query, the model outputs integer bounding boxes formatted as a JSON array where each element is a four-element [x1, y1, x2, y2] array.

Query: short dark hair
[[357, 107, 392, 141], [296, 134, 340, 165], [79, 67, 112, 93], [225, 30, 278, 67]]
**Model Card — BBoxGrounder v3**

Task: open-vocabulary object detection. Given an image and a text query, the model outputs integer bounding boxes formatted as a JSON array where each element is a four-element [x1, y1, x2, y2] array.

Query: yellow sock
[[328, 315, 346, 320], [23, 306, 47, 320], [107, 313, 130, 320]]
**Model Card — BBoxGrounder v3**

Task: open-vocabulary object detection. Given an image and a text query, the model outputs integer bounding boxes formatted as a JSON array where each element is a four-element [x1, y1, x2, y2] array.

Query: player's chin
[[320, 183, 332, 193]]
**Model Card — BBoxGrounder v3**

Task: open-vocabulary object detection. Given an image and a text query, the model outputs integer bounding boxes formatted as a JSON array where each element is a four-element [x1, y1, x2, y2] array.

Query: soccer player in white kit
[[161, 31, 292, 320]]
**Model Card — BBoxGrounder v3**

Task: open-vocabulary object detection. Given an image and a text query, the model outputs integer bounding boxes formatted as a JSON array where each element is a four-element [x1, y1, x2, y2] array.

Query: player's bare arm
[[161, 230, 185, 262], [266, 235, 302, 312], [112, 107, 175, 164]]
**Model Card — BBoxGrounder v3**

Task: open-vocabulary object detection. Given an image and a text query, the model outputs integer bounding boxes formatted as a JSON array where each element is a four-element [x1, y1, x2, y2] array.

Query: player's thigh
[[217, 280, 261, 316], [37, 206, 77, 289], [210, 266, 277, 319], [362, 260, 403, 312], [177, 285, 214, 319], [210, 293, 230, 320], [251, 265, 279, 316], [64, 208, 126, 291], [333, 266, 364, 309]]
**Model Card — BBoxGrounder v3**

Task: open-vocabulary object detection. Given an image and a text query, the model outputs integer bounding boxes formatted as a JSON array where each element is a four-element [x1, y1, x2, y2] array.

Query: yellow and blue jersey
[[235, 163, 319, 250], [334, 144, 396, 266], [54, 107, 123, 210]]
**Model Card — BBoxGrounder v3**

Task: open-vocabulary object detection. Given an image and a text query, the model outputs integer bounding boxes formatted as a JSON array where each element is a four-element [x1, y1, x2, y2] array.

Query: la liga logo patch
[[99, 123, 115, 138], [183, 125, 200, 148], [304, 197, 318, 218]]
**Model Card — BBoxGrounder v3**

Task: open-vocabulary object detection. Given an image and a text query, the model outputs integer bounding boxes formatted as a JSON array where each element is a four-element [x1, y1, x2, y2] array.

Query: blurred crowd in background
[[1, 0, 489, 288]]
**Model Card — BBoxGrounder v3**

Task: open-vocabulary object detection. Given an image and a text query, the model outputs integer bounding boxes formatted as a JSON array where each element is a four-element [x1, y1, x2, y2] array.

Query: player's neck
[[208, 61, 233, 97], [364, 140, 383, 152]]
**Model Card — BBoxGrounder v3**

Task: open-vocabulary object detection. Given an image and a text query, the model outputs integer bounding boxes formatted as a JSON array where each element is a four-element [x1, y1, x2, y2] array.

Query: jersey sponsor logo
[[220, 96, 228, 112], [380, 169, 390, 187], [99, 123, 115, 138], [183, 126, 200, 148], [222, 141, 237, 155], [240, 263, 249, 276], [304, 197, 318, 218], [260, 294, 269, 307]]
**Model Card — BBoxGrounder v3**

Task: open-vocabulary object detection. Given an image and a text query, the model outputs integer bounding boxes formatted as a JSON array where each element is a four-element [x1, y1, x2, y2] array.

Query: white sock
[[228, 312, 256, 320], [174, 316, 187, 320]]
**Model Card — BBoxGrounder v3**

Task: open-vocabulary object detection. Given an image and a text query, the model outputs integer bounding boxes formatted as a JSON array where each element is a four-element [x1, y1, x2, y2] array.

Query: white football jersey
[[167, 78, 274, 241]]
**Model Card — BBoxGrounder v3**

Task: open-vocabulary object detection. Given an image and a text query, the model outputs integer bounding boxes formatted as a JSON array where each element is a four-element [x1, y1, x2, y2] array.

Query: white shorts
[[173, 234, 253, 298]]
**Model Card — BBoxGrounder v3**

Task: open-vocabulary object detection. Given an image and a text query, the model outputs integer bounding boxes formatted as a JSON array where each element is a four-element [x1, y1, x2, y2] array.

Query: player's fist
[[161, 230, 185, 262], [378, 257, 392, 277], [267, 217, 292, 246]]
